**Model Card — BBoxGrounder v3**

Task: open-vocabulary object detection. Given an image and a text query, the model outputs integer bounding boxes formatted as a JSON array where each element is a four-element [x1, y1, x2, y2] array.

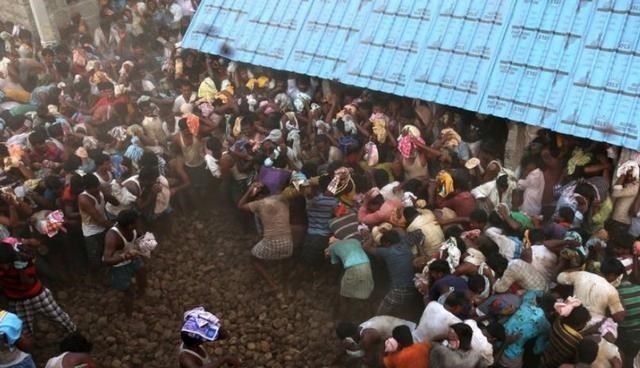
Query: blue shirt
[[376, 241, 415, 289], [430, 275, 469, 302], [306, 194, 338, 236], [330, 238, 369, 269], [502, 291, 550, 360]]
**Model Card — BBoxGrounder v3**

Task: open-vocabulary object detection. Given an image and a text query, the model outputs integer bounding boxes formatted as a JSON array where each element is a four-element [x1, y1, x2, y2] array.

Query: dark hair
[[178, 118, 188, 131], [467, 274, 486, 294], [496, 175, 509, 189], [318, 175, 332, 192], [358, 101, 373, 114], [295, 75, 310, 87], [520, 155, 539, 169], [380, 230, 401, 246], [69, 174, 84, 195], [372, 169, 389, 188], [59, 332, 92, 353], [180, 332, 203, 347], [576, 338, 599, 364], [335, 322, 358, 339], [97, 82, 114, 91], [486, 253, 508, 277], [139, 152, 159, 169], [116, 209, 138, 228], [138, 166, 159, 183], [450, 323, 473, 351], [93, 152, 110, 167], [0, 243, 17, 264], [528, 229, 544, 244], [28, 131, 46, 145], [44, 175, 63, 192], [558, 206, 575, 223], [207, 137, 223, 159], [64, 155, 81, 172], [444, 290, 468, 309], [403, 207, 420, 225], [452, 171, 470, 191], [469, 209, 488, 224], [403, 179, 422, 196], [477, 236, 499, 257], [301, 162, 318, 179], [392, 325, 413, 349], [574, 183, 596, 203], [314, 134, 329, 145], [429, 259, 451, 275], [444, 226, 463, 239], [564, 305, 590, 329], [41, 48, 54, 57], [369, 194, 384, 207], [488, 210, 505, 228], [178, 79, 193, 89], [611, 233, 634, 251], [485, 322, 505, 342], [600, 257, 625, 277], [82, 174, 100, 189], [47, 123, 63, 138]]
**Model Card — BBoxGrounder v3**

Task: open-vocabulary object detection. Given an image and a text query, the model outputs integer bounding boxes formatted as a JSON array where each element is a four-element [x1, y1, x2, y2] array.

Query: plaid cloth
[[251, 235, 293, 260], [9, 288, 75, 334], [493, 259, 548, 293], [341, 263, 374, 300], [377, 287, 419, 315]]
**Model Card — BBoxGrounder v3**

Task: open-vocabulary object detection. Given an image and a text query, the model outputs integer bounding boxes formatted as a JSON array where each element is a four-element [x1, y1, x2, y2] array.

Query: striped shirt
[[329, 212, 361, 240], [618, 281, 640, 333], [306, 194, 338, 236], [541, 319, 583, 368]]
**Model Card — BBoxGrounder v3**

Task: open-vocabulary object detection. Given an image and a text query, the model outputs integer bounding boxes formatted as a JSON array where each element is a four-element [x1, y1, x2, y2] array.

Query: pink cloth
[[554, 296, 582, 316], [397, 135, 425, 159], [384, 338, 399, 353], [358, 199, 402, 226]]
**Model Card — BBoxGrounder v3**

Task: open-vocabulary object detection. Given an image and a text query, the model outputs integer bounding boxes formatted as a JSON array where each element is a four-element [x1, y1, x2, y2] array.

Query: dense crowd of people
[[0, 0, 637, 367]]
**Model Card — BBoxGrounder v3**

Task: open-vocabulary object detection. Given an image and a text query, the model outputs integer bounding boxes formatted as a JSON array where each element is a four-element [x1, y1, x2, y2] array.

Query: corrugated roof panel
[[184, 0, 640, 150]]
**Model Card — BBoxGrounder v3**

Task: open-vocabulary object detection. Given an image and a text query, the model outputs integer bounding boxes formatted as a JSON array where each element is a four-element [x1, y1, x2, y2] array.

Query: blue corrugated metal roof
[[183, 0, 640, 150]]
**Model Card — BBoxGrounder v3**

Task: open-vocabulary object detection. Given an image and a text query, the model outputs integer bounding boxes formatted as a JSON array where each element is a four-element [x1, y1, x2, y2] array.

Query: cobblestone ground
[[30, 206, 345, 368]]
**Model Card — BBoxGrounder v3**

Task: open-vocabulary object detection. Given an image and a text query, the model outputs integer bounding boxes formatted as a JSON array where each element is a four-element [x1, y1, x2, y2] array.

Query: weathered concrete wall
[[0, 0, 36, 31], [49, 0, 100, 31], [0, 0, 99, 42]]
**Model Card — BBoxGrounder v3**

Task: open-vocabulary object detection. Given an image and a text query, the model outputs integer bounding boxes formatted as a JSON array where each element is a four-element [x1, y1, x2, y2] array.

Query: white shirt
[[358, 315, 416, 340], [531, 245, 557, 283], [205, 154, 221, 178], [485, 227, 516, 260], [593, 338, 620, 368], [414, 302, 494, 366], [518, 168, 544, 216], [169, 3, 184, 23], [471, 179, 514, 209], [414, 302, 460, 342], [557, 271, 625, 318], [172, 92, 196, 113], [380, 182, 401, 201], [465, 319, 494, 366]]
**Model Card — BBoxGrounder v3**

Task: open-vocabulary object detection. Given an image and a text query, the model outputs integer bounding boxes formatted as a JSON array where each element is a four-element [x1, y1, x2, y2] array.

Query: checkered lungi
[[251, 235, 293, 261], [9, 287, 76, 334], [377, 287, 419, 315], [341, 263, 374, 300]]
